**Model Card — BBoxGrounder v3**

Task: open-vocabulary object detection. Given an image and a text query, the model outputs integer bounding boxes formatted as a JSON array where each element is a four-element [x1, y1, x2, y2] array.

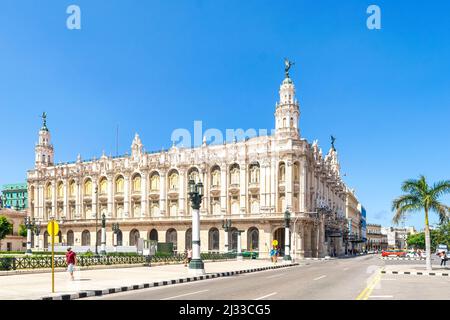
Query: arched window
[[249, 163, 260, 184], [84, 179, 92, 195], [247, 227, 259, 251], [115, 176, 124, 194], [45, 183, 52, 200], [150, 173, 160, 191], [81, 230, 90, 246], [188, 168, 200, 184], [117, 230, 123, 246], [149, 229, 158, 241], [283, 118, 287, 127], [169, 171, 179, 190], [211, 166, 220, 187], [208, 228, 219, 251], [69, 180, 76, 197], [166, 228, 177, 252], [67, 230, 74, 246], [279, 163, 286, 182], [44, 231, 49, 249], [99, 177, 107, 195], [132, 174, 141, 193], [185, 228, 192, 250], [230, 164, 240, 185], [57, 182, 63, 199], [231, 199, 240, 215], [130, 229, 140, 246], [250, 199, 260, 214]]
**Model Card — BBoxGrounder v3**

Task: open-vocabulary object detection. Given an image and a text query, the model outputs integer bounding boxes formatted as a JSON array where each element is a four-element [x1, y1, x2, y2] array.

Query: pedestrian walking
[[270, 247, 276, 263], [440, 251, 447, 267], [66, 247, 76, 281]]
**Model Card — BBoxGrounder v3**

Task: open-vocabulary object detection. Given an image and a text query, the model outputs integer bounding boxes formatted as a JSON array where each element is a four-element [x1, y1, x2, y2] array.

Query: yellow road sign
[[272, 240, 278, 246], [47, 220, 59, 236]]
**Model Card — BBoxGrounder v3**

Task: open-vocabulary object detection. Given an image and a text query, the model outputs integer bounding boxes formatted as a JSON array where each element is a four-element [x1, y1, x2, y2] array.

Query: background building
[[366, 224, 388, 251], [381, 226, 416, 250], [1, 183, 28, 210], [0, 208, 26, 251], [345, 189, 364, 254]]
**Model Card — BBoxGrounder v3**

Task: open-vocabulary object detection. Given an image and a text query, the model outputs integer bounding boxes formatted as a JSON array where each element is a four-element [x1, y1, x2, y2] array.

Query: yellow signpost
[[47, 220, 59, 293]]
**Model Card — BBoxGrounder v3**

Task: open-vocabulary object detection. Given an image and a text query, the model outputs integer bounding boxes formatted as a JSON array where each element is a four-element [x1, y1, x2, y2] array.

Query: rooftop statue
[[284, 58, 295, 78]]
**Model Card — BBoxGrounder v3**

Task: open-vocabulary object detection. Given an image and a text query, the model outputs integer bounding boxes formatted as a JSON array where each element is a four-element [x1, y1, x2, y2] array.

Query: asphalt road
[[86, 255, 382, 300]]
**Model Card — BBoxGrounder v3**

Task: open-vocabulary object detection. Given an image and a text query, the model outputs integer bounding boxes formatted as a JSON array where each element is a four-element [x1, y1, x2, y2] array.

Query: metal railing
[[0, 252, 238, 271]]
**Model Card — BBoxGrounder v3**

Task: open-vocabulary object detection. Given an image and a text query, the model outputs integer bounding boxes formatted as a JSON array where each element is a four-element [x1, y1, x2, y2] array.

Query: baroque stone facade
[[27, 70, 350, 258]]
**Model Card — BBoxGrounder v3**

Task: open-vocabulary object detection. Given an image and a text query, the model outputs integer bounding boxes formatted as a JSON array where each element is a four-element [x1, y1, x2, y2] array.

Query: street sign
[[272, 240, 278, 246], [47, 220, 59, 236]]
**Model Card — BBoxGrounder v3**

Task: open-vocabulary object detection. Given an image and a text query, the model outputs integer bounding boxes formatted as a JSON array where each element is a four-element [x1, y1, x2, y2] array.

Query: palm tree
[[392, 176, 450, 271]]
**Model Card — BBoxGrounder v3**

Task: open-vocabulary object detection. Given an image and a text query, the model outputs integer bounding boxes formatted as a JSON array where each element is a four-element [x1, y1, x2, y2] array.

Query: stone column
[[179, 170, 186, 216], [92, 180, 98, 219], [299, 159, 307, 213], [34, 184, 40, 220], [286, 160, 293, 211], [75, 179, 82, 219], [239, 165, 246, 215], [297, 224, 305, 259], [223, 229, 229, 253], [259, 162, 266, 210], [201, 170, 208, 215], [160, 171, 166, 216], [303, 224, 311, 257], [107, 175, 113, 218], [26, 227, 32, 254], [237, 231, 243, 261], [270, 160, 277, 212], [141, 172, 148, 217], [220, 164, 227, 214], [51, 181, 57, 218], [124, 175, 130, 217], [63, 180, 68, 219]]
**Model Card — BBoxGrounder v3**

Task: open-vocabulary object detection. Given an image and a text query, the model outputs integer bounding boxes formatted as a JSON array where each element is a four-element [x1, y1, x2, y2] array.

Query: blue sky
[[0, 1, 449, 230]]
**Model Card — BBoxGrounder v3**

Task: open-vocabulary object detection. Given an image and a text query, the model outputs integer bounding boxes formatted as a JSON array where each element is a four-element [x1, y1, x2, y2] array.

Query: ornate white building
[[27, 68, 349, 258]]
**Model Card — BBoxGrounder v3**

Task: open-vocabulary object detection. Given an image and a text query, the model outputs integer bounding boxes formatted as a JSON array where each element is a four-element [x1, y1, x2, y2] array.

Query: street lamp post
[[284, 210, 292, 261], [24, 216, 35, 255], [222, 219, 232, 254], [236, 230, 244, 261], [100, 213, 106, 255], [112, 222, 119, 253], [188, 179, 205, 275]]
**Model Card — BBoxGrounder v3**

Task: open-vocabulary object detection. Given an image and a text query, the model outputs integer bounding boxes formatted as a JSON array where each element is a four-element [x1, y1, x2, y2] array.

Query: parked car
[[406, 251, 419, 258], [381, 249, 406, 257]]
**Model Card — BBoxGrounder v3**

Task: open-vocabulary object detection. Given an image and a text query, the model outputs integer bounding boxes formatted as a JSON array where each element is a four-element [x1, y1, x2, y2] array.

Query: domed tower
[[35, 112, 54, 167], [275, 59, 300, 139]]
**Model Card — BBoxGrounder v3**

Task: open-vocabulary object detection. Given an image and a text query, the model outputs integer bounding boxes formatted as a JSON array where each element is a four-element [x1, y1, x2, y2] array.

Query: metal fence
[[0, 252, 238, 271]]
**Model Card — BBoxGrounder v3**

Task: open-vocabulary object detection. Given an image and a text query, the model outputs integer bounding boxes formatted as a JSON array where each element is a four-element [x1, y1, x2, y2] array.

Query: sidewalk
[[382, 264, 450, 277], [0, 260, 300, 300]]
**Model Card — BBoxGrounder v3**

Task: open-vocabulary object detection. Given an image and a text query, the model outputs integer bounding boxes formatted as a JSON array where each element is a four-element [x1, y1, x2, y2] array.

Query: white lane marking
[[381, 279, 397, 281], [160, 289, 209, 300], [266, 274, 284, 279], [254, 292, 277, 300], [313, 275, 327, 281], [369, 295, 394, 298]]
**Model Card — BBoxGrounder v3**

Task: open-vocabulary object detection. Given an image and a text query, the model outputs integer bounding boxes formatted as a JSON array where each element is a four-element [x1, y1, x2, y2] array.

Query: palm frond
[[392, 194, 422, 224], [430, 202, 450, 224], [431, 180, 450, 200]]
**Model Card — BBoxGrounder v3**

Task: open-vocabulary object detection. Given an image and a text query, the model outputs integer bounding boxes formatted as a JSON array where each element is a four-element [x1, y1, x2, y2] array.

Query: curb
[[381, 270, 449, 277], [380, 257, 425, 261], [40, 263, 299, 300]]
